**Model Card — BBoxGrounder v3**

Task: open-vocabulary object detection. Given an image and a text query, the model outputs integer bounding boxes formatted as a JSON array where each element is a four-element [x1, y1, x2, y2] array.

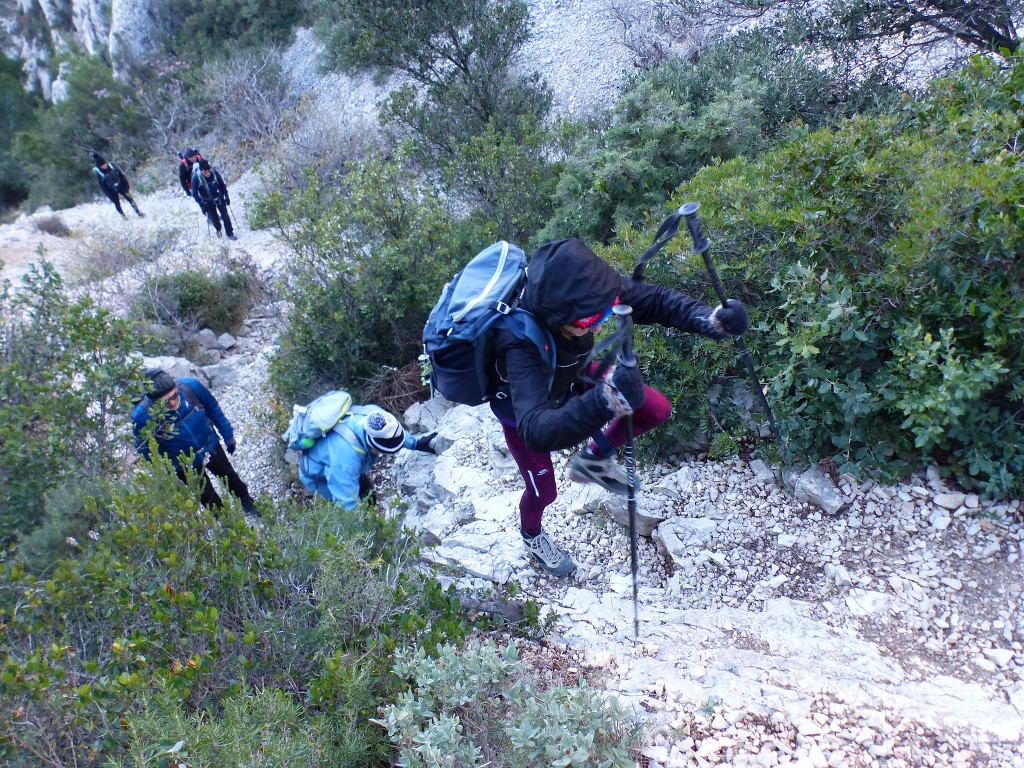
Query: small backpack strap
[[500, 310, 556, 393], [331, 419, 366, 455]]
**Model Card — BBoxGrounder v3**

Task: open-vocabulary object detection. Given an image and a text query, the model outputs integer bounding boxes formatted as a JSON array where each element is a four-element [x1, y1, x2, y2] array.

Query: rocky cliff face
[[2, 0, 162, 98]]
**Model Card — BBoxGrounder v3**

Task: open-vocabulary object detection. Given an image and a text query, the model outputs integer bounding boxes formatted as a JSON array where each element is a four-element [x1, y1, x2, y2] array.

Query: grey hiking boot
[[522, 529, 575, 577], [567, 447, 634, 496]]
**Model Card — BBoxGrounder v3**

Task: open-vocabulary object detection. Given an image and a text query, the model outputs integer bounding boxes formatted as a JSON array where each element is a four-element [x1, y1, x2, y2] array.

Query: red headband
[[572, 297, 620, 329]]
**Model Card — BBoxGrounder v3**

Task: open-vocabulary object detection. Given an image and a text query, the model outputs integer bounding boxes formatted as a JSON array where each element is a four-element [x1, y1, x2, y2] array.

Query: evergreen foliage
[[251, 151, 495, 403], [0, 55, 39, 213], [638, 54, 1024, 496], [136, 267, 256, 335], [0, 262, 140, 540], [538, 31, 900, 245], [0, 467, 486, 767], [156, 0, 304, 57], [314, 0, 556, 242], [12, 55, 148, 210]]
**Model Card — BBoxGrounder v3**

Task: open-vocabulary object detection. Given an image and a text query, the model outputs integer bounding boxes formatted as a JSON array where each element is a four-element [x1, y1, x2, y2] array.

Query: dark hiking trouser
[[359, 473, 377, 507], [202, 202, 234, 236], [176, 442, 256, 514], [102, 187, 139, 216]]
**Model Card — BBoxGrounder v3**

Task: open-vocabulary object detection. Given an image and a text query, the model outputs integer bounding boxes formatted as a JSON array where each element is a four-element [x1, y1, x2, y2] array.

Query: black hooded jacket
[[192, 167, 229, 207], [490, 238, 716, 452], [93, 163, 129, 196]]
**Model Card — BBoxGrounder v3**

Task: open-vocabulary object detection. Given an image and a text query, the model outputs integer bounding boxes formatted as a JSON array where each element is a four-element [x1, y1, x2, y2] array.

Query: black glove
[[226, 439, 237, 454], [225, 196, 231, 206], [414, 432, 438, 453], [701, 300, 749, 339], [600, 363, 646, 417]]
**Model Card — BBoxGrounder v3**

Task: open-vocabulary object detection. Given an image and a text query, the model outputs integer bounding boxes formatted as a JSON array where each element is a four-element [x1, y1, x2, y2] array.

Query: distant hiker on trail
[[178, 147, 202, 198], [132, 368, 258, 516], [299, 407, 436, 510], [191, 159, 237, 240], [92, 153, 143, 218], [489, 238, 749, 577]]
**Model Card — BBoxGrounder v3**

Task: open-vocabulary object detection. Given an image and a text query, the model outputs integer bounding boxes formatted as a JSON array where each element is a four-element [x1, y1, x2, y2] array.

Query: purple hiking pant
[[497, 384, 671, 536]]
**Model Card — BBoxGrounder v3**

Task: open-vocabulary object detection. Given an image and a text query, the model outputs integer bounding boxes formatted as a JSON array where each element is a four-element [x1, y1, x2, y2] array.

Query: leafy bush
[[252, 151, 493, 403], [0, 459, 479, 768], [537, 30, 900, 246], [156, 0, 303, 58], [0, 54, 39, 213], [135, 266, 255, 335], [642, 53, 1024, 496], [0, 261, 140, 540], [111, 684, 349, 768], [16, 477, 113, 574], [375, 640, 638, 767], [314, 0, 556, 243]]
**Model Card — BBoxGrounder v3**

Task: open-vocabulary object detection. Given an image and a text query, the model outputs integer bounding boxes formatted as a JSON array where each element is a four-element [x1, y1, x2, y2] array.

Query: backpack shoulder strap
[[331, 419, 366, 455], [174, 379, 209, 422], [500, 309, 556, 392]]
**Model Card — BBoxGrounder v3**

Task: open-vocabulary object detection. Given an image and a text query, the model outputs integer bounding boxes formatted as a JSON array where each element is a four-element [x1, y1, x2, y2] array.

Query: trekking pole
[[612, 302, 641, 640], [679, 202, 791, 466]]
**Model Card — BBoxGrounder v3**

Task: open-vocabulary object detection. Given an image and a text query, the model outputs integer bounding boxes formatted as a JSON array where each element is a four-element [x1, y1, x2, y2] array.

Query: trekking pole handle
[[680, 202, 730, 307], [613, 304, 636, 367]]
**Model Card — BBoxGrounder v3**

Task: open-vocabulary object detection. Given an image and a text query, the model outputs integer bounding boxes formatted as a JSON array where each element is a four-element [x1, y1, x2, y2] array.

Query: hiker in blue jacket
[[489, 238, 749, 577], [299, 408, 436, 510], [132, 368, 257, 515]]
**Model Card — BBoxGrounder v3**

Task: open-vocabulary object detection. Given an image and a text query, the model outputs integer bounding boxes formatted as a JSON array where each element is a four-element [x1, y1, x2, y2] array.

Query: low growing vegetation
[[135, 265, 257, 336], [0, 262, 140, 540], [634, 54, 1024, 497], [252, 151, 494, 404]]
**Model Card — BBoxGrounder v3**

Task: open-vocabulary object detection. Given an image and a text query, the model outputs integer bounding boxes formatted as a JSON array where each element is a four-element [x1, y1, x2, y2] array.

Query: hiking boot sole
[[567, 462, 631, 496]]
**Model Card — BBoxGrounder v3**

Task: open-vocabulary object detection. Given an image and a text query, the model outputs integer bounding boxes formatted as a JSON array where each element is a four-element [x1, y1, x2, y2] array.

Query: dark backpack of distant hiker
[[178, 148, 202, 192], [422, 240, 555, 405], [282, 390, 373, 455]]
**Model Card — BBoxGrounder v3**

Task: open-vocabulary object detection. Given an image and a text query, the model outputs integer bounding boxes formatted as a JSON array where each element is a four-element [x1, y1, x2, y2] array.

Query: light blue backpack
[[422, 241, 555, 405]]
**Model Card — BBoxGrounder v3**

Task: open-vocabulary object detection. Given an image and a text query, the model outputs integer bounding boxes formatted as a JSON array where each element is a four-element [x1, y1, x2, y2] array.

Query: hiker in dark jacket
[[132, 368, 257, 515], [488, 238, 749, 576], [92, 153, 143, 218], [191, 159, 236, 240], [178, 147, 202, 197]]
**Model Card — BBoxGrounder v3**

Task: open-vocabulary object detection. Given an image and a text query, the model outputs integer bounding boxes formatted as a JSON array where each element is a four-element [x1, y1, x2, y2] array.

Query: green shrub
[[375, 640, 638, 767], [136, 266, 255, 335], [12, 54, 149, 210], [158, 0, 303, 58], [537, 30, 900, 246], [0, 261, 141, 540], [642, 53, 1024, 496], [252, 151, 493, 403], [314, 0, 556, 244], [17, 477, 113, 574], [112, 684, 351, 768], [0, 457, 480, 768], [0, 55, 39, 213]]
